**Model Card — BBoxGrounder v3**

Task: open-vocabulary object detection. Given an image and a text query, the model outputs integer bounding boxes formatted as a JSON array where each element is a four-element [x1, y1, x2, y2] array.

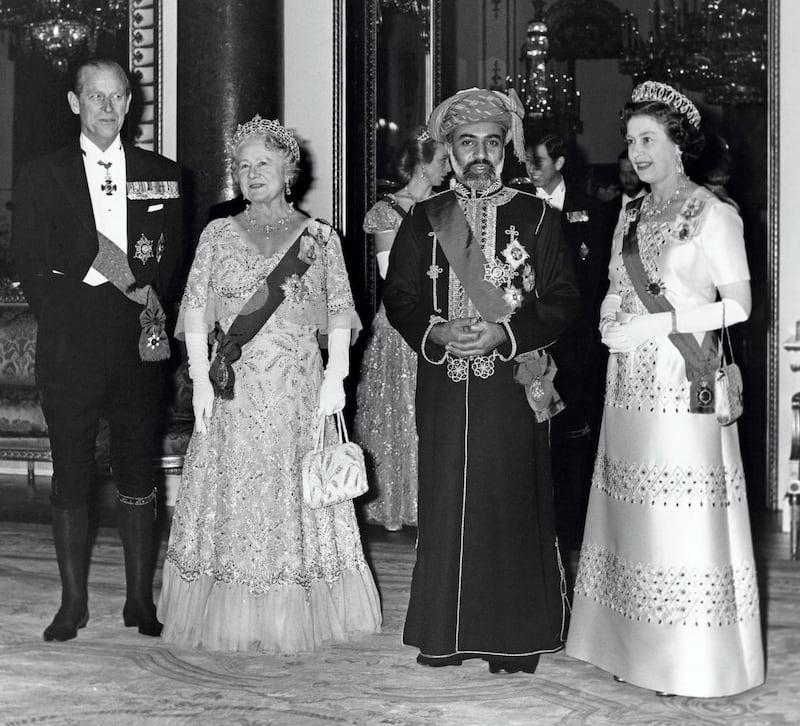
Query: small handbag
[[714, 308, 743, 426], [301, 411, 368, 509]]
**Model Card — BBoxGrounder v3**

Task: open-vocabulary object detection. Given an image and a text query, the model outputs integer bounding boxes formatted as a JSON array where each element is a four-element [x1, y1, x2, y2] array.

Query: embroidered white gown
[[565, 187, 765, 697], [354, 197, 419, 530], [158, 217, 382, 653]]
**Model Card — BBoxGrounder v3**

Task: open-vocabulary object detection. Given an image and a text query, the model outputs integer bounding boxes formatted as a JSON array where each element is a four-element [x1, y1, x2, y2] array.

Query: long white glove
[[318, 327, 350, 416], [598, 293, 622, 335], [602, 298, 748, 354], [185, 331, 214, 434], [376, 251, 390, 280]]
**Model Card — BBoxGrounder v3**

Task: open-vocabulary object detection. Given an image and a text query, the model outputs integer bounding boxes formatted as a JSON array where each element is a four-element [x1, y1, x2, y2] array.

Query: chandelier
[[619, 0, 767, 106], [512, 13, 582, 139], [0, 1, 128, 73]]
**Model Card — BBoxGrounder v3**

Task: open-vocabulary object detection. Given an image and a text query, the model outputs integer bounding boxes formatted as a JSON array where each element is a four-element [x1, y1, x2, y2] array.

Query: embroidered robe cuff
[[495, 319, 517, 362], [421, 315, 448, 365]]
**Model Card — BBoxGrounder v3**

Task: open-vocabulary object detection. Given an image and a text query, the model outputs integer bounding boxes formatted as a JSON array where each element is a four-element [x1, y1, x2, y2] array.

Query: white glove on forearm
[[318, 327, 350, 415], [185, 331, 214, 434], [376, 251, 390, 280], [598, 293, 622, 335], [673, 298, 747, 333], [601, 298, 748, 354]]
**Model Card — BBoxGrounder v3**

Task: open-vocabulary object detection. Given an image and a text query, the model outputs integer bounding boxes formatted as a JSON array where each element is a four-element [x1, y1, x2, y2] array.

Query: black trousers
[[36, 277, 162, 509]]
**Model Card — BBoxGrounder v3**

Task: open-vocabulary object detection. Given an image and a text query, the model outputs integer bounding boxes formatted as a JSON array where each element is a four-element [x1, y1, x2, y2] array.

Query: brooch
[[567, 210, 589, 223], [646, 278, 666, 296], [298, 234, 317, 265], [521, 263, 535, 293], [483, 259, 513, 288], [501, 235, 530, 270], [134, 234, 155, 264]]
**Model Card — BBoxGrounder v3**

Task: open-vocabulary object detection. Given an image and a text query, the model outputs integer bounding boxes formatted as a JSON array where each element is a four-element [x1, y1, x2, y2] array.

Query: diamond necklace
[[642, 176, 688, 219], [244, 203, 295, 236]]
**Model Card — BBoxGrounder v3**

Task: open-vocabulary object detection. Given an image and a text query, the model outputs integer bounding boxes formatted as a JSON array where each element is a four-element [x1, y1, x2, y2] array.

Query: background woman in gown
[[565, 82, 765, 697], [158, 116, 381, 652], [354, 128, 450, 531]]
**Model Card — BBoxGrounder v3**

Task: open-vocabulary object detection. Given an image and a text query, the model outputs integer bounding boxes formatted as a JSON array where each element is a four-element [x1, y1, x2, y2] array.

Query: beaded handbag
[[301, 411, 368, 509], [714, 310, 743, 426]]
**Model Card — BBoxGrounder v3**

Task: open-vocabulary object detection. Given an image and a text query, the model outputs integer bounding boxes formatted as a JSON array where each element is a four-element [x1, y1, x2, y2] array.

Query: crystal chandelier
[[619, 0, 767, 106], [0, 0, 128, 73], [512, 13, 582, 139]]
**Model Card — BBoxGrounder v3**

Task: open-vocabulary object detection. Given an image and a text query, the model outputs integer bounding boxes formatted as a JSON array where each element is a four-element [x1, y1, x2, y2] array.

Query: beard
[[451, 157, 504, 191]]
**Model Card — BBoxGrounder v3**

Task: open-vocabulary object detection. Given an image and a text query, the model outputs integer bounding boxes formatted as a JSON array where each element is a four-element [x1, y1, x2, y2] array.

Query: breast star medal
[[134, 234, 155, 264]]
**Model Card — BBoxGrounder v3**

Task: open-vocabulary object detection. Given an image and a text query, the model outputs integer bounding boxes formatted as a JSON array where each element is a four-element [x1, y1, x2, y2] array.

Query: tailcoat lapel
[[124, 143, 148, 257], [53, 144, 96, 240]]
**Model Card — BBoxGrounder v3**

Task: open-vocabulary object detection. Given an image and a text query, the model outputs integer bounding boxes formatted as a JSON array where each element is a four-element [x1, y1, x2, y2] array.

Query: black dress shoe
[[655, 691, 675, 698], [43, 608, 89, 642], [487, 655, 540, 674], [123, 602, 163, 637], [416, 653, 464, 667], [613, 675, 627, 683]]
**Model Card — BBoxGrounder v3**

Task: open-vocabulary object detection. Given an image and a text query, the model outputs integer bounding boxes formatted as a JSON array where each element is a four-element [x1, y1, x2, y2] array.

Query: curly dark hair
[[396, 126, 441, 183], [621, 101, 705, 161]]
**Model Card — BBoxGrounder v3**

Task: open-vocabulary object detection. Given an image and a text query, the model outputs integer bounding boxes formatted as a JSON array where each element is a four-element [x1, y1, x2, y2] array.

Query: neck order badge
[[97, 161, 116, 195]]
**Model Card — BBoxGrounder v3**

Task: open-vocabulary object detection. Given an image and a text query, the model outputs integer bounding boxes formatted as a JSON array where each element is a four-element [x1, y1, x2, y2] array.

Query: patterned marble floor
[[0, 482, 798, 726]]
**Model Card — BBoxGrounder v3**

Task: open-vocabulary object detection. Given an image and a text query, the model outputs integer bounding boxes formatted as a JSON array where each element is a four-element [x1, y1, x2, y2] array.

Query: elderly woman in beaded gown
[[565, 83, 764, 697], [354, 128, 450, 531], [157, 116, 381, 652]]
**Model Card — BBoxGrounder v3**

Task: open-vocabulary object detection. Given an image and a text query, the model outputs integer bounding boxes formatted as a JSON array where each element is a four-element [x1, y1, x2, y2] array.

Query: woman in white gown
[[355, 128, 450, 530], [158, 116, 381, 652], [565, 82, 764, 698]]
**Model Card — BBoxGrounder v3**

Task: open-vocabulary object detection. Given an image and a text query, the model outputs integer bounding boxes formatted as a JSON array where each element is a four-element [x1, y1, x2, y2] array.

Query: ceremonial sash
[[621, 197, 717, 414], [423, 192, 513, 323], [93, 231, 169, 362], [209, 231, 312, 398]]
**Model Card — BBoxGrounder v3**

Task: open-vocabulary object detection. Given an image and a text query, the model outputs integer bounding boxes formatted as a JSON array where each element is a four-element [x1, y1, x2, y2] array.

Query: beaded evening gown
[[354, 197, 419, 530], [158, 217, 381, 653], [565, 187, 764, 697]]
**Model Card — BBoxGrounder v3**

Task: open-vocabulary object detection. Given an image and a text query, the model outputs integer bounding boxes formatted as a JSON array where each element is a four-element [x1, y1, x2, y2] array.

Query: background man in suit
[[525, 133, 608, 563], [12, 58, 183, 642]]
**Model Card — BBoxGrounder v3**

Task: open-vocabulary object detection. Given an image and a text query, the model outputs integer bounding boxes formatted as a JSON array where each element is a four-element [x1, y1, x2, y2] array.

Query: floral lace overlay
[[160, 217, 379, 651], [593, 451, 745, 507], [574, 542, 760, 627]]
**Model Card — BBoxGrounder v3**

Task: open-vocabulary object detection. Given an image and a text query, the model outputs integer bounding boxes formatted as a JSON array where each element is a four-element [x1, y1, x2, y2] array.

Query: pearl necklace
[[642, 176, 688, 220], [245, 203, 294, 237]]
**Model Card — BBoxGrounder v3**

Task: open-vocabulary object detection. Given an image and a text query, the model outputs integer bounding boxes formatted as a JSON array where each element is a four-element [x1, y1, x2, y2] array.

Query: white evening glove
[[602, 298, 748, 353], [318, 327, 350, 416], [376, 250, 390, 280], [185, 331, 214, 434], [673, 298, 747, 333], [598, 293, 622, 336]]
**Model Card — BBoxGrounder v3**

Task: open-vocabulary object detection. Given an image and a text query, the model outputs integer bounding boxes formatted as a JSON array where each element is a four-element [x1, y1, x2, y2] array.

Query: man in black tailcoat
[[12, 58, 183, 642]]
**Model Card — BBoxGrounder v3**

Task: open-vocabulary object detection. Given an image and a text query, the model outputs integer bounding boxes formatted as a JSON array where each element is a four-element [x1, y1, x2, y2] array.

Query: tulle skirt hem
[[158, 561, 382, 653]]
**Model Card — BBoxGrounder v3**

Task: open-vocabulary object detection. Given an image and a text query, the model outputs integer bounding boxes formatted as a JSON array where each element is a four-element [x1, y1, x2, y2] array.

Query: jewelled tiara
[[631, 81, 701, 129], [230, 114, 300, 163]]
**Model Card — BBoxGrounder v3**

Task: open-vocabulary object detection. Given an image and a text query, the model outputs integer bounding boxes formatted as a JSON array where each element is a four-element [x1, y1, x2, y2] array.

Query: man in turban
[[384, 88, 579, 674]]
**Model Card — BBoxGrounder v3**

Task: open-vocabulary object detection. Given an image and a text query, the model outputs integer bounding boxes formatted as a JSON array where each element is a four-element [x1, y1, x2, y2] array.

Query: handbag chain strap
[[720, 301, 736, 366]]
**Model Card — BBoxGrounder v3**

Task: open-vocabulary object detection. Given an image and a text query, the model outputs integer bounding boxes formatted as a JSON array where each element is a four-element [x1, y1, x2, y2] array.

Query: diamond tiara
[[631, 81, 701, 129], [230, 114, 300, 163]]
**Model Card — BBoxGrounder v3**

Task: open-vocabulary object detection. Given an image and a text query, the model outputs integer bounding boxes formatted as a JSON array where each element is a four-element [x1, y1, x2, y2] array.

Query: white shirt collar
[[621, 188, 647, 207], [80, 133, 123, 162], [535, 178, 566, 211]]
